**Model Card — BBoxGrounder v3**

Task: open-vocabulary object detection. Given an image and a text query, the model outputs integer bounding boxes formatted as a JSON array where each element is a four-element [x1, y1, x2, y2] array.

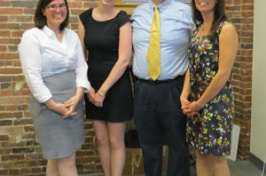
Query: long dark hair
[[191, 0, 227, 40], [34, 0, 69, 31]]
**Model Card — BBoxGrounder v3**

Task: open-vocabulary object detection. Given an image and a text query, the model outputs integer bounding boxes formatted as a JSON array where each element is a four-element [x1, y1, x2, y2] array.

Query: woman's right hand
[[180, 96, 191, 115]]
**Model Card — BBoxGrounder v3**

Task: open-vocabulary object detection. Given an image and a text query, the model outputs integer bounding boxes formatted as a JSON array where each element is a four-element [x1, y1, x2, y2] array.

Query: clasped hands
[[180, 97, 204, 116], [87, 87, 105, 108], [46, 96, 79, 119]]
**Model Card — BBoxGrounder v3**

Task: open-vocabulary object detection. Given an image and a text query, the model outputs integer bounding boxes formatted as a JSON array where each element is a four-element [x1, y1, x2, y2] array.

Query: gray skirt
[[30, 71, 85, 159]]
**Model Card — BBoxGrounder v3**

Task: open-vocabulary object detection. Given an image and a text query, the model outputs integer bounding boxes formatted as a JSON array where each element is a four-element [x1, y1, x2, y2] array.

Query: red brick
[[0, 1, 11, 6], [23, 8, 35, 15], [242, 11, 253, 17], [23, 111, 32, 118], [31, 167, 44, 173], [71, 23, 78, 31], [0, 60, 13, 67], [21, 23, 35, 30], [0, 170, 8, 175], [22, 133, 35, 140], [6, 105, 17, 111], [242, 0, 253, 3], [0, 16, 8, 22], [0, 45, 7, 52], [0, 161, 12, 168], [226, 5, 241, 11], [19, 168, 31, 175], [9, 16, 33, 22], [9, 169, 19, 175], [24, 126, 35, 132], [240, 31, 253, 37], [13, 89, 31, 97], [0, 23, 21, 30], [239, 49, 252, 56], [242, 4, 254, 10], [0, 135, 9, 141], [14, 118, 32, 125], [11, 1, 37, 8], [12, 30, 24, 37], [241, 24, 253, 30], [1, 154, 25, 161], [68, 1, 83, 8], [0, 68, 22, 74], [0, 75, 12, 82], [0, 8, 23, 15], [26, 154, 43, 160], [0, 126, 24, 135], [12, 75, 25, 82], [0, 30, 10, 37], [14, 160, 46, 167], [13, 60, 22, 67], [234, 0, 241, 4], [0, 38, 21, 45], [240, 37, 253, 43], [0, 148, 11, 155], [8, 45, 17, 52], [242, 18, 253, 24], [84, 2, 98, 9]]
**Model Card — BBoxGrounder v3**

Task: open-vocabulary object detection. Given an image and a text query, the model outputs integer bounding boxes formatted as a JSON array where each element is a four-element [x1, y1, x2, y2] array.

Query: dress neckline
[[91, 8, 120, 23], [195, 24, 210, 38]]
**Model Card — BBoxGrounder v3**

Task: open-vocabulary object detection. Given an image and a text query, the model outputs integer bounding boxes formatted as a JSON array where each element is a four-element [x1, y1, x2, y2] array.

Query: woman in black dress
[[78, 0, 133, 175]]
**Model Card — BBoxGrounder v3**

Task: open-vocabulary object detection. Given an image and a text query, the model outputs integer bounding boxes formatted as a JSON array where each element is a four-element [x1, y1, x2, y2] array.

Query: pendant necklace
[[200, 25, 205, 31]]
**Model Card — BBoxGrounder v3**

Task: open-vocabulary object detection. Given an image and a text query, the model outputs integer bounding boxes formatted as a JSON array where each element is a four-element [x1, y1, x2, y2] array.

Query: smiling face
[[194, 0, 217, 14], [42, 0, 67, 30]]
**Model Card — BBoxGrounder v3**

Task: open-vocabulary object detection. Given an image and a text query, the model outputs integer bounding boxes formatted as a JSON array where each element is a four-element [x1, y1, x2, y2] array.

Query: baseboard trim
[[249, 152, 265, 171]]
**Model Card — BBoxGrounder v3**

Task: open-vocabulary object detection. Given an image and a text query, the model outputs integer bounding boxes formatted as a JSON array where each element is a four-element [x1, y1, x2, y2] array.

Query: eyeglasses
[[46, 3, 66, 11]]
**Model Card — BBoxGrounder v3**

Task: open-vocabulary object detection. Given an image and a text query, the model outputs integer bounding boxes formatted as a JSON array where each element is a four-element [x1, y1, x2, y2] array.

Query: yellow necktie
[[147, 6, 161, 81]]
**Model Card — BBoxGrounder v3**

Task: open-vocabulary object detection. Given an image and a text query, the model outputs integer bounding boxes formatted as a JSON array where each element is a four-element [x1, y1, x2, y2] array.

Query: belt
[[136, 75, 184, 84]]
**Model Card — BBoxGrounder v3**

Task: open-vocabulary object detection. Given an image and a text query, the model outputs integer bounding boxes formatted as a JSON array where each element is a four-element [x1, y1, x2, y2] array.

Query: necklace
[[200, 25, 205, 31]]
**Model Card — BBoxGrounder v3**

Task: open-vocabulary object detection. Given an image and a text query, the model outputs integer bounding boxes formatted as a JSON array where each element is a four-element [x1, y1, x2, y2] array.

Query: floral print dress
[[187, 20, 234, 156]]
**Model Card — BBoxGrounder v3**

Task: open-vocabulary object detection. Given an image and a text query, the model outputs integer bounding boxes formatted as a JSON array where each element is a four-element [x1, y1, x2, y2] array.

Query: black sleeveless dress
[[79, 9, 133, 122]]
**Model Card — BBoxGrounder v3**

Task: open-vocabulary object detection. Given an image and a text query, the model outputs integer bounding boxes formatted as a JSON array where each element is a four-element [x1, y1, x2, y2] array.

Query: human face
[[42, 0, 67, 30], [194, 0, 217, 13]]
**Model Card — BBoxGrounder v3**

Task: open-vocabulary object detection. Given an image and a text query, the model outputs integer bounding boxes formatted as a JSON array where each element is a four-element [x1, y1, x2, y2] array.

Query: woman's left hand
[[64, 96, 80, 117]]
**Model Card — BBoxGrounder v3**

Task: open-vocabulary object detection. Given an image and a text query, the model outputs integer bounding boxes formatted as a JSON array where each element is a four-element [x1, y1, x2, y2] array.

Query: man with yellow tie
[[131, 0, 193, 175]]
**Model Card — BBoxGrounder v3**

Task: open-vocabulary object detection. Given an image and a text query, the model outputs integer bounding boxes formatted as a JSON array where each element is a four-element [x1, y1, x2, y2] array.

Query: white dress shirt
[[19, 26, 90, 103]]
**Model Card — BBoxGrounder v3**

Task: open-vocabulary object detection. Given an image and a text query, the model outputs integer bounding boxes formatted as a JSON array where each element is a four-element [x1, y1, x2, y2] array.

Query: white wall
[[250, 0, 266, 163]]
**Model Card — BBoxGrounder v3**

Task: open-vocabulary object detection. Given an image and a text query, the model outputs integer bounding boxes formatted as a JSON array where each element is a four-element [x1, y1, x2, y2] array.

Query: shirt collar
[[148, 0, 173, 13], [43, 25, 54, 38], [42, 25, 66, 38]]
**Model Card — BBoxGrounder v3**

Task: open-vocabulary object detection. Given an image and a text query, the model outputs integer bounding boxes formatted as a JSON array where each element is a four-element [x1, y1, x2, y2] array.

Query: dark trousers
[[133, 76, 190, 176]]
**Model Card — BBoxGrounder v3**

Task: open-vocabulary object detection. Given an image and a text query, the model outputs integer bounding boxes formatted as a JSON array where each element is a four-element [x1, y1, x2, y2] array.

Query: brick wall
[[0, 0, 253, 175]]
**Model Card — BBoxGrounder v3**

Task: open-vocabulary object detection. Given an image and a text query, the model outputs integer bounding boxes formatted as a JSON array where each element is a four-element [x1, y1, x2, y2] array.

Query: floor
[[81, 158, 265, 176]]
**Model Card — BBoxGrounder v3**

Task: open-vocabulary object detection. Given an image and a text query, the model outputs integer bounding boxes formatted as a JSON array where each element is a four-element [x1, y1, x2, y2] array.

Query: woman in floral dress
[[180, 0, 238, 176]]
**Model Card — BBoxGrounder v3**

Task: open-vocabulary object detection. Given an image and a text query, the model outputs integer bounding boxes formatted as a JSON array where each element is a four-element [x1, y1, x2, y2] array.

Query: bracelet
[[97, 92, 105, 97]]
